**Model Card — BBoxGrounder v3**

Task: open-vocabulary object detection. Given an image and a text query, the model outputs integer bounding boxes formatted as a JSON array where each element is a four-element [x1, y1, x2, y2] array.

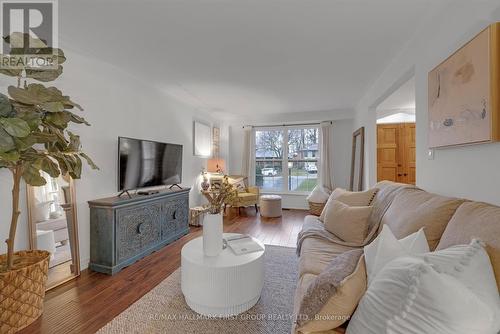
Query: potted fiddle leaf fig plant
[[0, 33, 98, 333]]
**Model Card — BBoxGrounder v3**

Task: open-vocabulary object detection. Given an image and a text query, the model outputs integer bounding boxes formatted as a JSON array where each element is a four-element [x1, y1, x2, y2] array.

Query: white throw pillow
[[420, 239, 500, 330], [306, 185, 331, 203], [347, 256, 496, 334], [364, 225, 429, 284]]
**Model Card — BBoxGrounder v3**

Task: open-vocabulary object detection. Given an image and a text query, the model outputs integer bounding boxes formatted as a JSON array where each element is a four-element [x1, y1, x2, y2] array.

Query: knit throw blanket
[[295, 249, 364, 327], [296, 184, 415, 256]]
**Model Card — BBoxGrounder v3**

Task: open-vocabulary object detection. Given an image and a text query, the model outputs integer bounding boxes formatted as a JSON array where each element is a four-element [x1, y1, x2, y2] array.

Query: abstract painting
[[428, 24, 498, 148]]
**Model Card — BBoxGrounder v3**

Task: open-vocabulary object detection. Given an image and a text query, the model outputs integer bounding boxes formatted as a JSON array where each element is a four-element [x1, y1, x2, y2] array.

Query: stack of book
[[224, 235, 264, 255]]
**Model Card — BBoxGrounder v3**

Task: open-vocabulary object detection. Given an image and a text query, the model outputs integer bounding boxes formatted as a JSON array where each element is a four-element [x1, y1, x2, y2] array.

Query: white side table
[[181, 233, 265, 317]]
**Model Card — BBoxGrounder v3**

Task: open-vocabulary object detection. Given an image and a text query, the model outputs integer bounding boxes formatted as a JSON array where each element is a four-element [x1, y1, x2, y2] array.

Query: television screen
[[118, 137, 183, 191]]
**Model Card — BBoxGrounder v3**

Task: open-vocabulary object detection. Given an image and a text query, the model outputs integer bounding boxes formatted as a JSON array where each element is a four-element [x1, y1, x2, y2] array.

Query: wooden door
[[404, 124, 416, 185], [377, 124, 399, 182], [377, 123, 416, 184]]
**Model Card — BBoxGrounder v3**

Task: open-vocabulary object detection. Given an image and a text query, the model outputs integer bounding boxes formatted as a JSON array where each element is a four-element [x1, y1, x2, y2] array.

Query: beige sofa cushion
[[320, 188, 378, 222], [437, 201, 500, 290], [295, 255, 367, 334], [381, 188, 464, 249], [323, 200, 373, 244]]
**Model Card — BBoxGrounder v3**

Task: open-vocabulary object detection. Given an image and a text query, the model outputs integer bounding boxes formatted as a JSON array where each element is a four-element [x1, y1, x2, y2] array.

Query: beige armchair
[[225, 175, 260, 214]]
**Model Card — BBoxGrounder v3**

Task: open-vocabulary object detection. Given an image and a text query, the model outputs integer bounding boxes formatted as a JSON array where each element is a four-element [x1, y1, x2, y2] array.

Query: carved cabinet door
[[116, 202, 162, 263], [161, 196, 189, 239]]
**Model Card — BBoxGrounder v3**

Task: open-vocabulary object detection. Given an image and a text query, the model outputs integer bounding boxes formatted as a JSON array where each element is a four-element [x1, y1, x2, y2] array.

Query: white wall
[[228, 112, 354, 209], [353, 0, 500, 205], [0, 48, 225, 269]]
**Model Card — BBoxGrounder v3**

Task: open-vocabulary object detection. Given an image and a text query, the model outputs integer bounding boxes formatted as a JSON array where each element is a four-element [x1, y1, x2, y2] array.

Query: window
[[255, 127, 319, 192]]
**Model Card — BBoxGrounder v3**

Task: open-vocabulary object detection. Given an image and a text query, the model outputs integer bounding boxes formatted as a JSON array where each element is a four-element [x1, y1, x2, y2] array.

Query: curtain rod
[[242, 121, 332, 129]]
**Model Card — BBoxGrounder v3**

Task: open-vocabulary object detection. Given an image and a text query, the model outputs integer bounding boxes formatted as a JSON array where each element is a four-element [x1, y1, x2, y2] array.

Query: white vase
[[203, 213, 223, 257]]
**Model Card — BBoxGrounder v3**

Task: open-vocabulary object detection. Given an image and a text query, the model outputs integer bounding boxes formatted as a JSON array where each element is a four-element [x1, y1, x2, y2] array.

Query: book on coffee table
[[224, 235, 264, 255]]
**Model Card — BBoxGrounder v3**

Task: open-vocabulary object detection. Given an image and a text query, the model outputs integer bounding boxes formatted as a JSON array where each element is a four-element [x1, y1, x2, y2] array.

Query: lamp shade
[[207, 158, 225, 173]]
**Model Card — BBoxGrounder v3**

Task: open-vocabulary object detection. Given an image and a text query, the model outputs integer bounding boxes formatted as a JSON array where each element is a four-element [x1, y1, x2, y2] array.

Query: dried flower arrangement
[[202, 175, 237, 214]]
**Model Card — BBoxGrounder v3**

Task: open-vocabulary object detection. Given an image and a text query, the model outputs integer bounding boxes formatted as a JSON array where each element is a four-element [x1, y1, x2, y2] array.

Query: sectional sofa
[[294, 180, 500, 333]]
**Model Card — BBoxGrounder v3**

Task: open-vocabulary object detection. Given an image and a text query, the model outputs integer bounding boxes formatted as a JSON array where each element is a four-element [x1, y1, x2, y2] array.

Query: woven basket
[[308, 201, 326, 216], [0, 250, 50, 334]]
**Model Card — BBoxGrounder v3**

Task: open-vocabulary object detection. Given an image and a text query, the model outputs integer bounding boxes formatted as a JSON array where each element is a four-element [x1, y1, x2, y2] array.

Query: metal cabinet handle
[[172, 211, 177, 220], [404, 173, 408, 176], [137, 223, 145, 234], [398, 174, 402, 177]]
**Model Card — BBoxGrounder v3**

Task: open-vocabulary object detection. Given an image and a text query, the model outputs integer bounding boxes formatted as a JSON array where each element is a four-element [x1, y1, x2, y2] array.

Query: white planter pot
[[203, 213, 223, 257]]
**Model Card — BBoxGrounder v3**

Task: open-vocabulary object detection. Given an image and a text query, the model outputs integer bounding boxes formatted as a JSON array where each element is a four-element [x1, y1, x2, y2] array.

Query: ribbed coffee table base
[[185, 295, 261, 317], [181, 233, 265, 318]]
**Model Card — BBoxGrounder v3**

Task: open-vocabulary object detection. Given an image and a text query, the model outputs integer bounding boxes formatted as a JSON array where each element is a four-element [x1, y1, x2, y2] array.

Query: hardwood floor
[[20, 208, 307, 334]]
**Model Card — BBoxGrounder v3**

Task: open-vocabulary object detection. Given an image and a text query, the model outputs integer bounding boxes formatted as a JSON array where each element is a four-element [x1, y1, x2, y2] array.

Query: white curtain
[[318, 121, 334, 190], [241, 126, 256, 186]]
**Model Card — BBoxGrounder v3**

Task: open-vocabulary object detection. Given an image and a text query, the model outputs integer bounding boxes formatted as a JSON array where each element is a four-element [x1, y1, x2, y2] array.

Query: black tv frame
[[117, 136, 183, 195]]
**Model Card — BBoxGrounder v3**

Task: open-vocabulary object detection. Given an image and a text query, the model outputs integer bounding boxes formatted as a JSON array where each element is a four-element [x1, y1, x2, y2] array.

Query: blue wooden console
[[88, 188, 190, 275]]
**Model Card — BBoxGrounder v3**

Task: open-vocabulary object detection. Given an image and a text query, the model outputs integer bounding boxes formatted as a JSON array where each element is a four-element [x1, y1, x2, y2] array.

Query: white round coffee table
[[181, 233, 265, 317]]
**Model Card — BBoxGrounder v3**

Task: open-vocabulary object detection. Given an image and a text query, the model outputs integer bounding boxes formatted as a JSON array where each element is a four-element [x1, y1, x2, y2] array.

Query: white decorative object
[[364, 225, 429, 283], [193, 121, 212, 157], [202, 213, 223, 257], [181, 233, 265, 317], [347, 256, 497, 334], [306, 185, 331, 203]]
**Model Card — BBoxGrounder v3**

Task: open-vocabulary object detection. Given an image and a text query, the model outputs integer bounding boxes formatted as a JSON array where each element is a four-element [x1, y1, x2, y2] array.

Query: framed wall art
[[193, 121, 212, 157], [428, 23, 500, 148]]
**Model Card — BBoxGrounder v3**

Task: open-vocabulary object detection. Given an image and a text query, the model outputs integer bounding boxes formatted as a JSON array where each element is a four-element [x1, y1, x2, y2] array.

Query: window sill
[[260, 191, 311, 196]]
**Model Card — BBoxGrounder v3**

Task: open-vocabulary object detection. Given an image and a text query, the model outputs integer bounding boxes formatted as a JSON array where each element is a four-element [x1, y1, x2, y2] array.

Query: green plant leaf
[[65, 155, 82, 179], [39, 156, 60, 177], [51, 152, 71, 176], [17, 110, 41, 130], [0, 93, 13, 117], [67, 131, 81, 151], [44, 112, 71, 128], [13, 136, 36, 150], [46, 87, 83, 111], [0, 117, 30, 137], [21, 164, 47, 186], [80, 152, 99, 170], [68, 111, 90, 126], [26, 65, 63, 82], [5, 32, 47, 52], [0, 66, 22, 77], [32, 131, 57, 143], [40, 101, 64, 113], [20, 148, 45, 162], [0, 150, 20, 162], [8, 84, 50, 105]]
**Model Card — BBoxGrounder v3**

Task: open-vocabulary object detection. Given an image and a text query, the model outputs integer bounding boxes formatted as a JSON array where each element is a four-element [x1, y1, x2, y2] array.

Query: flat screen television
[[118, 137, 183, 191]]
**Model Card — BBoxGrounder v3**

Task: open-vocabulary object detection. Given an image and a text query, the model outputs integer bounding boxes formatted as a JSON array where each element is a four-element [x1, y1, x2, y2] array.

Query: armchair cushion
[[226, 176, 260, 208]]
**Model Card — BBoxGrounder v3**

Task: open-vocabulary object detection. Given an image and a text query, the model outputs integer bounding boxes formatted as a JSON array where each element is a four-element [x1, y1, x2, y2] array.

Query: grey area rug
[[98, 245, 298, 334]]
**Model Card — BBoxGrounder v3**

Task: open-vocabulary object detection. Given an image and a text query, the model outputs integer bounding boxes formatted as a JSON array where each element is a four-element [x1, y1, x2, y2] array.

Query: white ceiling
[[60, 0, 438, 116]]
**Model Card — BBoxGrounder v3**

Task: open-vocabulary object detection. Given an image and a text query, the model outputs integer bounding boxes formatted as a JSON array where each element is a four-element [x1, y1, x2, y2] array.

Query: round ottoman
[[260, 195, 282, 218]]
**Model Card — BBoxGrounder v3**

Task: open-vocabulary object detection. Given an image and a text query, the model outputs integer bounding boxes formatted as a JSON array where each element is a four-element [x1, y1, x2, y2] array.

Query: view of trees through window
[[255, 127, 318, 192]]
